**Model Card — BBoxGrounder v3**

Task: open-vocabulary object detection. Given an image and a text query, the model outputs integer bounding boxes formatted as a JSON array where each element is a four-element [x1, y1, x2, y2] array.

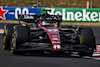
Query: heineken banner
[[1, 6, 100, 22], [41, 7, 100, 22]]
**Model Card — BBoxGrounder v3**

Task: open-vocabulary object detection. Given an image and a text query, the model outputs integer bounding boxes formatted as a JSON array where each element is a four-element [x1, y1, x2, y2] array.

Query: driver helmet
[[42, 21, 50, 26]]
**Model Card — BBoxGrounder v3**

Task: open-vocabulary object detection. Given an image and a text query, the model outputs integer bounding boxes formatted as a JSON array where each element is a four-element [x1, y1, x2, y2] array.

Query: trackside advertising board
[[1, 6, 100, 22], [41, 7, 100, 22], [0, 6, 41, 20]]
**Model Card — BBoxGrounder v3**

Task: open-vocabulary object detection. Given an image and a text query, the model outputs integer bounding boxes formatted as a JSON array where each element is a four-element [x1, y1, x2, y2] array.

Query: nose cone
[[53, 45, 61, 50]]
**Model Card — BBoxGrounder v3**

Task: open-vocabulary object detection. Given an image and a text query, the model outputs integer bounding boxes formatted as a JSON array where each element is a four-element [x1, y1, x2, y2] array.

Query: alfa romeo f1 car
[[3, 10, 96, 57]]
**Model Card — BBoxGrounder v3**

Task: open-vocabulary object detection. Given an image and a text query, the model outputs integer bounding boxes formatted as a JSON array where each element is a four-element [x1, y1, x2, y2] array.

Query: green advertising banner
[[41, 7, 100, 22]]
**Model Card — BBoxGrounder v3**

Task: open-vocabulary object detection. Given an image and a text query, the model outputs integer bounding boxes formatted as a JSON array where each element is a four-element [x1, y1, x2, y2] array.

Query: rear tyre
[[3, 24, 14, 50], [78, 27, 96, 57], [11, 25, 29, 54]]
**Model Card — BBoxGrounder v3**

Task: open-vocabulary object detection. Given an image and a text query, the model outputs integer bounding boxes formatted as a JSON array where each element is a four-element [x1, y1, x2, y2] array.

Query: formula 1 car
[[3, 10, 96, 57]]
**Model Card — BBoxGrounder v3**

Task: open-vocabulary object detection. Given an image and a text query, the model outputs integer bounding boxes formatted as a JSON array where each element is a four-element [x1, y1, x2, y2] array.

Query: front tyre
[[11, 25, 29, 54], [78, 27, 96, 57]]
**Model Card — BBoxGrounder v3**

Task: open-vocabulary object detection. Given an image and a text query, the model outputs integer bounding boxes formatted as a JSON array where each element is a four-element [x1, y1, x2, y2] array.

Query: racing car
[[3, 10, 96, 57]]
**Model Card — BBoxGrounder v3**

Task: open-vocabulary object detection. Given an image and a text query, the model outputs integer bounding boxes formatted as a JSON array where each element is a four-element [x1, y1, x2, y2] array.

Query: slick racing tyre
[[3, 24, 14, 50], [11, 25, 29, 54], [78, 27, 96, 57]]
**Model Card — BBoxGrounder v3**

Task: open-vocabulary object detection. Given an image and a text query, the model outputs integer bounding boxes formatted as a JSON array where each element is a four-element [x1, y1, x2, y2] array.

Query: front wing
[[14, 42, 91, 52]]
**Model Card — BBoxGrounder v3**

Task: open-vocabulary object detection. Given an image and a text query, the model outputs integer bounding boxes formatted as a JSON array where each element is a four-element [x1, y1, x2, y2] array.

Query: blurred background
[[0, 0, 99, 8]]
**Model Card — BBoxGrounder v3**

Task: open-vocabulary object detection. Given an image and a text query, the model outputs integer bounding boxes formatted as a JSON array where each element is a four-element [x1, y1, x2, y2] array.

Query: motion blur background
[[0, 0, 99, 8]]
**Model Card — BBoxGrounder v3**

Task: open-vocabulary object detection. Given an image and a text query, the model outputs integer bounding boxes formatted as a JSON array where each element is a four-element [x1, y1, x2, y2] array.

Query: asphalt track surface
[[0, 23, 100, 67]]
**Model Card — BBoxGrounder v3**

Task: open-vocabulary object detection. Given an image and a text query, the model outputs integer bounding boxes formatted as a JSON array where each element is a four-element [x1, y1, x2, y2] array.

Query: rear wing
[[18, 14, 39, 23], [18, 14, 62, 23]]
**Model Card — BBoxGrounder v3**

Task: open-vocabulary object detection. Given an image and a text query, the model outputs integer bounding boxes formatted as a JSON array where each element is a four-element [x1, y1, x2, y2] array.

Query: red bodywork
[[42, 27, 61, 50], [31, 21, 61, 50]]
